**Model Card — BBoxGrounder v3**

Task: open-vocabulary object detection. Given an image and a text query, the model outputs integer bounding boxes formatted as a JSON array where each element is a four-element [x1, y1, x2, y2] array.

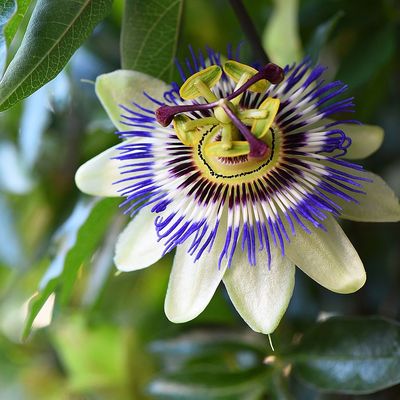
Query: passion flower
[[75, 49, 400, 334]]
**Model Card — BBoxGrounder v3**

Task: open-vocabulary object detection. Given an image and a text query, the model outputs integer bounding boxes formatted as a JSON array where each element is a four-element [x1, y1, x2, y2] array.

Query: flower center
[[194, 123, 283, 184], [156, 61, 283, 152], [155, 60, 284, 182]]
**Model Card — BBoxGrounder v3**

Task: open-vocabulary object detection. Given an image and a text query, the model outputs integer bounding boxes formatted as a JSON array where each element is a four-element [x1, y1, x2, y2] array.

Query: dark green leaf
[[0, 0, 113, 111], [150, 331, 266, 358], [336, 25, 395, 89], [148, 367, 267, 399], [269, 372, 294, 400], [121, 0, 183, 82], [306, 11, 344, 63], [284, 316, 400, 394]]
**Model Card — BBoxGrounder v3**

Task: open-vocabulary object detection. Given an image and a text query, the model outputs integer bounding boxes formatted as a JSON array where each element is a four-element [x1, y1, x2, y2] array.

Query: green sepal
[[179, 65, 222, 100]]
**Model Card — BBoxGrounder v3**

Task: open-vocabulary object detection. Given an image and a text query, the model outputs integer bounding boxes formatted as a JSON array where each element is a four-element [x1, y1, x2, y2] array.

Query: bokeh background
[[0, 0, 399, 398]]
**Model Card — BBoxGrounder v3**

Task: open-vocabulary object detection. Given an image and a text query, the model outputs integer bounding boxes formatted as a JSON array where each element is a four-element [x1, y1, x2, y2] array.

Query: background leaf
[[148, 330, 272, 399], [336, 25, 395, 89], [58, 197, 119, 304], [305, 11, 344, 64], [23, 198, 119, 339], [284, 317, 400, 394], [121, 0, 183, 81], [0, 0, 113, 111], [262, 0, 302, 67], [148, 367, 267, 400], [52, 314, 128, 391], [150, 331, 266, 359]]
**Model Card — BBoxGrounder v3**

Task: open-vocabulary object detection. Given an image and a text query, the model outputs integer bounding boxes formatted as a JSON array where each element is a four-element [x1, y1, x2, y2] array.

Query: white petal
[[75, 141, 130, 197], [339, 171, 400, 222], [95, 70, 170, 131], [223, 248, 295, 334], [343, 123, 384, 159], [286, 216, 365, 294], [114, 208, 165, 272], [164, 233, 227, 323]]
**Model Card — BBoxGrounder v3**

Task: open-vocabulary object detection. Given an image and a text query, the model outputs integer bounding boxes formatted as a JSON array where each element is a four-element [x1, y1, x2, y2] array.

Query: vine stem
[[228, 0, 270, 64]]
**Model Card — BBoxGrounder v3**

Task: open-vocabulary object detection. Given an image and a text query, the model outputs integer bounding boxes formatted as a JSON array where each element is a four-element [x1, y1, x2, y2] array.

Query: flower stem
[[228, 0, 270, 64]]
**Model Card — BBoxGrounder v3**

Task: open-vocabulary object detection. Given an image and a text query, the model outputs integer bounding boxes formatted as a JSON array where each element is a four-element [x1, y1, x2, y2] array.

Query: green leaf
[[59, 197, 119, 304], [150, 331, 266, 358], [121, 0, 183, 81], [23, 198, 119, 340], [3, 0, 31, 47], [306, 11, 344, 64], [22, 278, 58, 340], [1, 0, 31, 75], [336, 25, 395, 89], [0, 0, 113, 111], [148, 367, 267, 400], [262, 0, 302, 67], [284, 316, 400, 394], [269, 373, 294, 400]]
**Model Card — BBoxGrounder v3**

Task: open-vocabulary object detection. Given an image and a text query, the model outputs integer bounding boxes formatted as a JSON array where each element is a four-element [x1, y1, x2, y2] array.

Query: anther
[[156, 103, 215, 127], [226, 63, 284, 102]]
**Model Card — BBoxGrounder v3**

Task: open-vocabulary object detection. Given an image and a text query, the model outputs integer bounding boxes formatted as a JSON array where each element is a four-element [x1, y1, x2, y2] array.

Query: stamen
[[224, 60, 268, 94], [193, 79, 218, 103], [179, 65, 222, 100], [238, 109, 269, 120], [155, 62, 284, 127], [226, 63, 284, 102], [156, 103, 215, 127], [231, 72, 251, 106]]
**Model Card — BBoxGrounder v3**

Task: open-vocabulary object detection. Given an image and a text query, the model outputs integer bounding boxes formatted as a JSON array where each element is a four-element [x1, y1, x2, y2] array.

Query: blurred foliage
[[121, 0, 183, 81], [0, 0, 114, 111], [0, 0, 399, 398]]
